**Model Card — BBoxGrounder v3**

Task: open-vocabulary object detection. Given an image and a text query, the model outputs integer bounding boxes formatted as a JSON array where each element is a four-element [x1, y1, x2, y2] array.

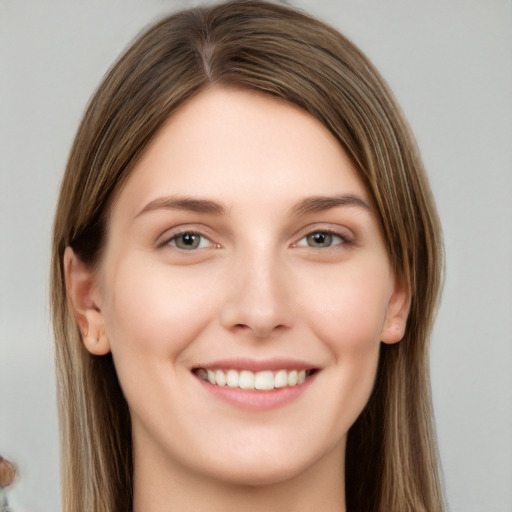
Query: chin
[[192, 435, 344, 489], [203, 458, 313, 488]]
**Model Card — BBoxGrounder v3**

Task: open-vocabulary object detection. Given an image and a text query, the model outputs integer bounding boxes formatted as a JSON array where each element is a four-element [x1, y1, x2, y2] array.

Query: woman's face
[[74, 88, 408, 489]]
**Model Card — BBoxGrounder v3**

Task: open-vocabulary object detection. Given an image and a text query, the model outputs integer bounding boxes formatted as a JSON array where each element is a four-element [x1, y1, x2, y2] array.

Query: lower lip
[[194, 373, 316, 411]]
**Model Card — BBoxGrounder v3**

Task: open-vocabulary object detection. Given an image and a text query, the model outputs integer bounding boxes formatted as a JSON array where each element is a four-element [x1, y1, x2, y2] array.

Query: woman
[[51, 1, 444, 511]]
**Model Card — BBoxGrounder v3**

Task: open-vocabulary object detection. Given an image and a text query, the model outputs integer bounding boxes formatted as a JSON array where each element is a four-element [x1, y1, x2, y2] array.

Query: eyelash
[[294, 229, 353, 249], [160, 228, 353, 252], [162, 230, 217, 251]]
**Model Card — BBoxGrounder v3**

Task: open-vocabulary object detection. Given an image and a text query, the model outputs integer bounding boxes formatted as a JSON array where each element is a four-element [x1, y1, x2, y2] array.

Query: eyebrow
[[291, 194, 371, 216], [135, 196, 226, 218], [135, 193, 371, 219]]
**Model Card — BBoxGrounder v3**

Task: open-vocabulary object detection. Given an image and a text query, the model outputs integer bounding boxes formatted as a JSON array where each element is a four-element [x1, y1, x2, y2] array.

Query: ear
[[380, 277, 411, 345], [63, 247, 110, 355]]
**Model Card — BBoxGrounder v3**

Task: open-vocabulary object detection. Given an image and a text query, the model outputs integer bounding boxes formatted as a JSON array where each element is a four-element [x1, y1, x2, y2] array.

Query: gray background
[[1, 0, 511, 510]]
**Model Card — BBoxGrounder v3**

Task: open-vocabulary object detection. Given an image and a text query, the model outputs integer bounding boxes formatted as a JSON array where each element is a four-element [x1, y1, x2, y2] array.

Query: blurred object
[[0, 456, 16, 512], [0, 492, 10, 512], [0, 456, 16, 490]]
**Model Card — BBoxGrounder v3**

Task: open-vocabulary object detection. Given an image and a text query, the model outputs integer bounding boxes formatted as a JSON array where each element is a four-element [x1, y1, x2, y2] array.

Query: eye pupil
[[176, 233, 200, 249], [182, 234, 196, 245], [307, 232, 332, 247]]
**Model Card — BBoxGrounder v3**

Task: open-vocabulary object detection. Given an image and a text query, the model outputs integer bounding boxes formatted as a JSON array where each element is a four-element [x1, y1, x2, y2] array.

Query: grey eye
[[306, 232, 335, 248], [172, 233, 203, 250], [294, 230, 350, 250]]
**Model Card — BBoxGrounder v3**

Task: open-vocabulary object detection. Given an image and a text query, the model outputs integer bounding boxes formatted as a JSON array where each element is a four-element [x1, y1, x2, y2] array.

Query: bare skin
[[65, 88, 409, 511]]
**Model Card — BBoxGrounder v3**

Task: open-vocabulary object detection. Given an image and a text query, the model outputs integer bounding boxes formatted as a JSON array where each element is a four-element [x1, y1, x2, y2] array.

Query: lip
[[192, 357, 317, 372], [191, 358, 319, 411]]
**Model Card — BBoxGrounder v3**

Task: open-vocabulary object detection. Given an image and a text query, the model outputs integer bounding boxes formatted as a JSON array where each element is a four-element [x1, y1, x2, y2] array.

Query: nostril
[[232, 322, 286, 339]]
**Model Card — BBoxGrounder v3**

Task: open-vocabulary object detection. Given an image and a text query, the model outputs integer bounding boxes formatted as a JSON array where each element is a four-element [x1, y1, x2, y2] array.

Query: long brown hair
[[51, 1, 444, 510]]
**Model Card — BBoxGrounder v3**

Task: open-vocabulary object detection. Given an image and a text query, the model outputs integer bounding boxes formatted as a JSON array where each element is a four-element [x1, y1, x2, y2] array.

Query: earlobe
[[82, 326, 111, 356], [63, 247, 111, 355], [380, 278, 411, 345]]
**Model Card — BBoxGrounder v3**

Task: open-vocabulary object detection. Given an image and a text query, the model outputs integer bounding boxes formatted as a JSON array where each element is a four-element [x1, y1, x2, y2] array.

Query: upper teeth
[[195, 368, 308, 390]]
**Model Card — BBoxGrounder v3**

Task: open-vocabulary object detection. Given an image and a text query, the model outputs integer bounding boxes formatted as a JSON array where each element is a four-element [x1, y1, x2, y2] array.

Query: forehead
[[111, 87, 370, 219]]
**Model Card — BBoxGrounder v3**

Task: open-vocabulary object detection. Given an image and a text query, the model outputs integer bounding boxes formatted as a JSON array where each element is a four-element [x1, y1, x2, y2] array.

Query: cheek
[[101, 256, 220, 358], [302, 261, 391, 354], [296, 260, 390, 429], [304, 267, 388, 434]]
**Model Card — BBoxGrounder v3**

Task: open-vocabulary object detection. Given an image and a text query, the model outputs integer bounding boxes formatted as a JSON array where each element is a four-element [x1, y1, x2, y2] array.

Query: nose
[[220, 248, 293, 339]]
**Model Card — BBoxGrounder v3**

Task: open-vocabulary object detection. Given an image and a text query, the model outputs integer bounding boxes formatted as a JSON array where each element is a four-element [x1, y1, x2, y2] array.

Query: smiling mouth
[[192, 368, 316, 391]]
